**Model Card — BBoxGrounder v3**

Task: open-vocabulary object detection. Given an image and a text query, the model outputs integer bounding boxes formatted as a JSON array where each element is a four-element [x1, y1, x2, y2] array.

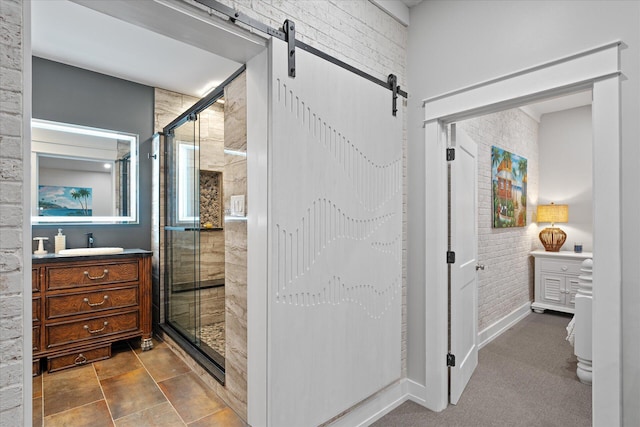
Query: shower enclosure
[[159, 66, 247, 383]]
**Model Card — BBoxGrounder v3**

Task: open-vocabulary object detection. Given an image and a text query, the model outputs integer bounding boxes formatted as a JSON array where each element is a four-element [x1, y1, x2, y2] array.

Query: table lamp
[[537, 202, 569, 252]]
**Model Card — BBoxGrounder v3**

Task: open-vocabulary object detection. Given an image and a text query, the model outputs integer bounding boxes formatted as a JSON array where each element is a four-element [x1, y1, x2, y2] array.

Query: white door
[[267, 38, 403, 426], [449, 124, 479, 405]]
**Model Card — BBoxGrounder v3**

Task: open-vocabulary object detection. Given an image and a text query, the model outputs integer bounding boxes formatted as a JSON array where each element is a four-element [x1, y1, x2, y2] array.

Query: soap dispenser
[[55, 228, 66, 254]]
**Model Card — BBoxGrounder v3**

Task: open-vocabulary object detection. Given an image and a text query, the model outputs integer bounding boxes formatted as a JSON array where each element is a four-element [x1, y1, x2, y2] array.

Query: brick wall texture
[[1, 0, 407, 421], [459, 109, 539, 332], [0, 0, 25, 425]]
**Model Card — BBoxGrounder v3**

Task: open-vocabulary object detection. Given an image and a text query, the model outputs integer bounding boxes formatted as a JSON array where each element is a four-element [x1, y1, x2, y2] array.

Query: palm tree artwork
[[38, 185, 92, 216], [491, 146, 527, 228], [71, 188, 92, 216]]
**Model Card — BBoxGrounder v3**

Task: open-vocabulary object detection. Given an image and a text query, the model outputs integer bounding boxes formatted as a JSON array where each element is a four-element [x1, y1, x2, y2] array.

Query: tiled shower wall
[[459, 109, 539, 332], [153, 72, 248, 418]]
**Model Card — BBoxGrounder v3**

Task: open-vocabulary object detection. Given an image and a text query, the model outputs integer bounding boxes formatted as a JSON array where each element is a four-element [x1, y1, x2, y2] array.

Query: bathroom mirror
[[31, 119, 139, 224]]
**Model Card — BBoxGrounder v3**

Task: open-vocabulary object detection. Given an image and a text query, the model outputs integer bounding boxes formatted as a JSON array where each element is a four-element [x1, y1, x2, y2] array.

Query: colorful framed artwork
[[491, 146, 527, 228], [38, 185, 93, 216]]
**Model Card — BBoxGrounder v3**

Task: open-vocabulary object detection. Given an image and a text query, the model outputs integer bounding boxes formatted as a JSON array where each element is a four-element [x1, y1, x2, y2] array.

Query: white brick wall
[[1, 0, 408, 421], [0, 0, 25, 425], [459, 109, 539, 332]]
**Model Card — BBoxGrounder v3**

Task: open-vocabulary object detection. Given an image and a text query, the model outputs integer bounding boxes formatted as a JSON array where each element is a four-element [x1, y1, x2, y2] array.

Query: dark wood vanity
[[32, 249, 152, 375]]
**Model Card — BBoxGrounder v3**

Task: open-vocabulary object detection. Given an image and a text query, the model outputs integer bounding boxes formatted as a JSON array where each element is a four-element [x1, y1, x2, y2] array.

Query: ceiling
[[31, 0, 242, 98], [32, 1, 591, 115]]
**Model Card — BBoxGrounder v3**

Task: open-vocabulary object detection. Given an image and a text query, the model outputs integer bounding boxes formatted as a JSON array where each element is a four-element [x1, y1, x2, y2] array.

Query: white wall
[[39, 168, 114, 216], [538, 106, 593, 252], [407, 1, 639, 424]]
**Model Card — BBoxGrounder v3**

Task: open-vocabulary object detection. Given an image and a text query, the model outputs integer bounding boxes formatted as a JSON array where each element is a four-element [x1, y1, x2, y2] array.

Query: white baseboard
[[477, 301, 531, 349], [328, 378, 436, 426], [328, 379, 409, 427]]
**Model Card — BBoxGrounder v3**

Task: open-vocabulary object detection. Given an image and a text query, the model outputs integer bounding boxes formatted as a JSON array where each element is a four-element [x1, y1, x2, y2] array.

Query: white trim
[[406, 379, 428, 407], [591, 76, 621, 427], [423, 42, 620, 124], [23, 1, 33, 425], [329, 380, 408, 427], [477, 302, 531, 350], [369, 0, 410, 26], [422, 42, 621, 424], [423, 41, 620, 105], [246, 46, 269, 427]]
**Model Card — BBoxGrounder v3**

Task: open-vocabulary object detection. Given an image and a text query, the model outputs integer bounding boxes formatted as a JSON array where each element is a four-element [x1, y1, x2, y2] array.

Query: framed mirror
[[31, 119, 139, 224]]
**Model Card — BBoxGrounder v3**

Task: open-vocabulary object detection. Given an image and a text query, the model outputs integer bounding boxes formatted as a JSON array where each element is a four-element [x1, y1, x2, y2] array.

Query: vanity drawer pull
[[83, 295, 109, 307], [74, 354, 87, 365], [84, 321, 108, 334], [84, 269, 108, 280]]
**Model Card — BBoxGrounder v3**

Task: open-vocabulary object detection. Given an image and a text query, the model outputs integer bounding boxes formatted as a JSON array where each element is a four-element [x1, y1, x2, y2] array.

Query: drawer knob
[[562, 266, 568, 271], [84, 321, 108, 334], [83, 295, 109, 307], [84, 269, 108, 280], [74, 354, 87, 365]]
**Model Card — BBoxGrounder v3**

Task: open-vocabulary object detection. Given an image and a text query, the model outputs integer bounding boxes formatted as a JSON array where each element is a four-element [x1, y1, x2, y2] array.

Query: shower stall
[[156, 66, 247, 383]]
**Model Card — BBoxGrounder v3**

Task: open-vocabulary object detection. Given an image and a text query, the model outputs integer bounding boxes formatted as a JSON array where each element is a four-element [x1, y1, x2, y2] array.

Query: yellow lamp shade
[[537, 203, 568, 225], [537, 203, 569, 251]]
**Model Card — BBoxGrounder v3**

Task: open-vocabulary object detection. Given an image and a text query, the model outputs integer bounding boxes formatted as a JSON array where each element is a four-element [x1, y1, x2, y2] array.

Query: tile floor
[[33, 338, 247, 427]]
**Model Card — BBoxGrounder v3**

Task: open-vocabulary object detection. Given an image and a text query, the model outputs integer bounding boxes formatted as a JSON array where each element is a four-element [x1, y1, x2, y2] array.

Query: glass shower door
[[165, 117, 201, 345]]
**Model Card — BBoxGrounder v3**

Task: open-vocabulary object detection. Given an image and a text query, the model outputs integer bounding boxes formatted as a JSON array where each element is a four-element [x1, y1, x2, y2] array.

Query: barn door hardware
[[283, 19, 296, 77], [194, 0, 409, 116]]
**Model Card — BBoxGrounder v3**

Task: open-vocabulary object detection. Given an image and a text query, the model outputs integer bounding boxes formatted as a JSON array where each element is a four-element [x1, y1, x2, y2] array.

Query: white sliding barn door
[[268, 39, 403, 426]]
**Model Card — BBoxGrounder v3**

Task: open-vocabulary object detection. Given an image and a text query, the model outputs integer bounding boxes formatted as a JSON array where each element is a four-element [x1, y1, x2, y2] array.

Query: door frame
[[422, 41, 621, 426]]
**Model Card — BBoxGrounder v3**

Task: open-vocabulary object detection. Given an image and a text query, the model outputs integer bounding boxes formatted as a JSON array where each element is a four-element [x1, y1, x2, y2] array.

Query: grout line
[[129, 339, 188, 426], [93, 362, 116, 425]]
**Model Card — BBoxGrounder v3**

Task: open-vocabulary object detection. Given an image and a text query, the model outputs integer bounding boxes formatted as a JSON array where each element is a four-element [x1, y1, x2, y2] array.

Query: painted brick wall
[[459, 109, 539, 332], [0, 0, 25, 425], [1, 0, 408, 421]]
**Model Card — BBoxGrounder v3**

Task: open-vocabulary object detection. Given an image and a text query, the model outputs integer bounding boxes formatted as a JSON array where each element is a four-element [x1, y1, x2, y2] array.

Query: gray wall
[[32, 57, 154, 250], [407, 1, 639, 424]]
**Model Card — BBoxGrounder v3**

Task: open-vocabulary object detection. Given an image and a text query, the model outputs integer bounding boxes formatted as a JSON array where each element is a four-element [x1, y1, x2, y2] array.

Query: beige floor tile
[[188, 407, 248, 427], [43, 400, 113, 427], [158, 372, 226, 424], [114, 402, 186, 427], [43, 365, 103, 417], [136, 347, 191, 382], [101, 367, 167, 420], [94, 346, 142, 381]]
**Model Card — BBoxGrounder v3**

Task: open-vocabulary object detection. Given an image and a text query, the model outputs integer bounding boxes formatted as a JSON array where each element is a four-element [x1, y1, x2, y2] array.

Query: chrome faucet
[[86, 232, 94, 248]]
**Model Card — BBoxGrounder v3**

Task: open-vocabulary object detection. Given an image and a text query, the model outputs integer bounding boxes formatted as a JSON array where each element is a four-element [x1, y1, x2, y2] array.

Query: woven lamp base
[[539, 227, 567, 252]]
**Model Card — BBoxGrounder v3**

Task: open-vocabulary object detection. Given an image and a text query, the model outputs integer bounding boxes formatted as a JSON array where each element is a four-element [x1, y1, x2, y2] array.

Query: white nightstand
[[531, 250, 593, 314]]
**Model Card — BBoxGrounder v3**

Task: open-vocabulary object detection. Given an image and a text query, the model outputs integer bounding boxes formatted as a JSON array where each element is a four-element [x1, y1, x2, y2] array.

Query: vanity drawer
[[47, 344, 111, 373], [46, 261, 139, 291], [538, 258, 582, 275], [46, 310, 140, 348], [46, 286, 139, 320]]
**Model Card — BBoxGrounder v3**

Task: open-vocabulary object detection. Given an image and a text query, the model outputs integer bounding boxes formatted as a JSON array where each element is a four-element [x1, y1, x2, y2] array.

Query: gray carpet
[[373, 311, 592, 427]]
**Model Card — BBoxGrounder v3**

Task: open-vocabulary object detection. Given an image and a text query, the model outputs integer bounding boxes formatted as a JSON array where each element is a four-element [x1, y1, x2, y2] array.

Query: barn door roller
[[194, 0, 408, 116]]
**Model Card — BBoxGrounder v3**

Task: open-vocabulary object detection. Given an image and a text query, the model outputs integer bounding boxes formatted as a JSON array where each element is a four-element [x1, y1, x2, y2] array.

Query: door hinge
[[446, 148, 455, 161], [447, 353, 456, 367], [447, 251, 456, 264], [283, 19, 296, 77]]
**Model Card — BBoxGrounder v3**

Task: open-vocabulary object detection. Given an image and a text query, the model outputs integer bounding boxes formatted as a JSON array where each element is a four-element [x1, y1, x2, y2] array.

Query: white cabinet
[[531, 250, 593, 314]]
